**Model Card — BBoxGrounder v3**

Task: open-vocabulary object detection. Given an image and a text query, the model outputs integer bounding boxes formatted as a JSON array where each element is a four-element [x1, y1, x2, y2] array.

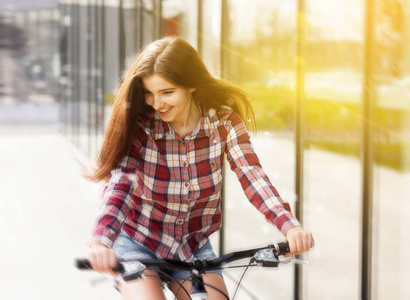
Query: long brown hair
[[91, 36, 255, 182]]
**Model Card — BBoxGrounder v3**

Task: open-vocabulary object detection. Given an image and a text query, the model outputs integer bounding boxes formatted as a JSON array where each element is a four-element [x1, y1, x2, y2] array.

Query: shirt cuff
[[89, 230, 117, 249], [280, 219, 302, 236]]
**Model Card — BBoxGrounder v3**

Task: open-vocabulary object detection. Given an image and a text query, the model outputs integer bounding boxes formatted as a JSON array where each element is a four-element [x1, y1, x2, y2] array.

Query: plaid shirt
[[92, 106, 300, 262]]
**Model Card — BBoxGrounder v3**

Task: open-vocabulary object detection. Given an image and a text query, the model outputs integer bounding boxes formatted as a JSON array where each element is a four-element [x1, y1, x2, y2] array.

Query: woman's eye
[[164, 90, 174, 95]]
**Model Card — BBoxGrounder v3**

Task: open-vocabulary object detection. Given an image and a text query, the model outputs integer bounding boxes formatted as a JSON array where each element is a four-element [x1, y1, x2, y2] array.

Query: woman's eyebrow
[[159, 87, 176, 92], [142, 87, 176, 93]]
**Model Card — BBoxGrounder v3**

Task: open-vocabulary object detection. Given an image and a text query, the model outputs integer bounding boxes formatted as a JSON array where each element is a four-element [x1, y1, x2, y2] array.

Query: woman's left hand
[[285, 227, 314, 256]]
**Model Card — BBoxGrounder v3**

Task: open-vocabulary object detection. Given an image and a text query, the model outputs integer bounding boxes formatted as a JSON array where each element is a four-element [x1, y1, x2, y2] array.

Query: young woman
[[88, 36, 313, 300]]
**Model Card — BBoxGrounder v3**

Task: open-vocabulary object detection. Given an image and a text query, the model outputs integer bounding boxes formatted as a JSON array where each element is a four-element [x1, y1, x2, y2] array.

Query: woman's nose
[[147, 94, 161, 110], [152, 97, 163, 110]]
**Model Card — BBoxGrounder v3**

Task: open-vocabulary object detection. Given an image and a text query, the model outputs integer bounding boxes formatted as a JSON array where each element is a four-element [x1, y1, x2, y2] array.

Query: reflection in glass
[[122, 0, 138, 67], [142, 2, 155, 47], [224, 1, 297, 298], [58, 1, 105, 157], [142, 0, 154, 11], [303, 0, 364, 299], [162, 0, 198, 48], [372, 1, 410, 299], [201, 0, 221, 77]]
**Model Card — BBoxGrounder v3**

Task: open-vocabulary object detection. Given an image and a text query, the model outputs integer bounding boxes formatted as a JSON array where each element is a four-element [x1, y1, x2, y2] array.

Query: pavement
[[0, 120, 121, 300]]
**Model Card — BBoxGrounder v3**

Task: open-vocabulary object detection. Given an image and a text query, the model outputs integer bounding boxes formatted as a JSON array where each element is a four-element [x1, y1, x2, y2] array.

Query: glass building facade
[[0, 1, 60, 106], [58, 0, 410, 299]]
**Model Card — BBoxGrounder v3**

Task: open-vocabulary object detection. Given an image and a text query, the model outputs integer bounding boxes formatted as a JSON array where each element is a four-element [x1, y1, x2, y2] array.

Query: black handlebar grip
[[75, 258, 125, 273], [76, 258, 93, 270], [276, 242, 290, 256]]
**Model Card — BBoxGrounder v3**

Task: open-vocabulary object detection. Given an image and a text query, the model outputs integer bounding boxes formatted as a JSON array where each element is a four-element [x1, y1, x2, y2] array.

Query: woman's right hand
[[88, 244, 118, 275]]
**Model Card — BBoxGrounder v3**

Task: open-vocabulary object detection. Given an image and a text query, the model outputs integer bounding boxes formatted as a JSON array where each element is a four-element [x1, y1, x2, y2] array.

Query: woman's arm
[[224, 111, 313, 253], [91, 140, 141, 249], [88, 140, 141, 273]]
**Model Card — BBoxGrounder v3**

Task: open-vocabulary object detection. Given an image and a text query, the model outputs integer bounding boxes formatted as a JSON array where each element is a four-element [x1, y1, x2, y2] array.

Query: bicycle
[[76, 241, 309, 300]]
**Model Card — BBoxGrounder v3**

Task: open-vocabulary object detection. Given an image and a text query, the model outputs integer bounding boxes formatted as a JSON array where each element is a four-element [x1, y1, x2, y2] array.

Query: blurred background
[[1, 0, 409, 299]]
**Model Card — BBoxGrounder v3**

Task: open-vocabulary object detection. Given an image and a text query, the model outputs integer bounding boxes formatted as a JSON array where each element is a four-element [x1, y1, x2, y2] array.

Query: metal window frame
[[197, 0, 203, 56], [361, 0, 375, 299], [219, 0, 227, 257], [294, 1, 306, 298]]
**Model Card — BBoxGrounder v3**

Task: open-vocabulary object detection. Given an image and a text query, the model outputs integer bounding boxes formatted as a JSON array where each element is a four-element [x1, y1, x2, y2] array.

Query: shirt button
[[182, 162, 187, 167], [176, 237, 182, 243], [184, 182, 189, 187], [176, 219, 184, 225]]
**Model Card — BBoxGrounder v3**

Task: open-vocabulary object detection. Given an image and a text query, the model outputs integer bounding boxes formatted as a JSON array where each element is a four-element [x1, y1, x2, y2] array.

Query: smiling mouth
[[158, 107, 173, 114]]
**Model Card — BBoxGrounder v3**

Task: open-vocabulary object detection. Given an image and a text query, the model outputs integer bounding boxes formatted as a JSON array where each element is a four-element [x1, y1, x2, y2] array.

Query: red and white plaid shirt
[[92, 106, 300, 262]]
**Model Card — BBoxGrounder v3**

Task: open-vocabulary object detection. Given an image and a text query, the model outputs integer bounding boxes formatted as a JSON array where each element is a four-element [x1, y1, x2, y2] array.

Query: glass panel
[[57, 2, 105, 157], [224, 1, 297, 298], [122, 0, 138, 66], [104, 3, 120, 96], [87, 2, 104, 159], [162, 0, 198, 48], [201, 0, 221, 77], [303, 0, 364, 298], [61, 4, 75, 140], [142, 1, 155, 46], [372, 1, 410, 299], [78, 4, 91, 154], [143, 0, 154, 11]]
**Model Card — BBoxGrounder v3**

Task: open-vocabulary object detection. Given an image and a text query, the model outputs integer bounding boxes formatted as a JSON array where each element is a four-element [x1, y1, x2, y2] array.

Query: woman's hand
[[88, 244, 118, 275], [285, 227, 314, 256]]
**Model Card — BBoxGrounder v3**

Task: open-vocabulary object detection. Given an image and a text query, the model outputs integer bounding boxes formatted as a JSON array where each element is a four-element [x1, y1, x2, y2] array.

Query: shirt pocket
[[195, 156, 223, 196]]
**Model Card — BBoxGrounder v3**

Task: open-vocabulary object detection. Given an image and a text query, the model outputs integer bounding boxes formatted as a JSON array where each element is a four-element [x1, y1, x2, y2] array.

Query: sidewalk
[[0, 122, 120, 300]]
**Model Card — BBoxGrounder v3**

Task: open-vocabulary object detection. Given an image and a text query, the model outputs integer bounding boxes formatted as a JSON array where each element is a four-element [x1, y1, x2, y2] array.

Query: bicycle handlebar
[[76, 259, 125, 272], [76, 241, 290, 280]]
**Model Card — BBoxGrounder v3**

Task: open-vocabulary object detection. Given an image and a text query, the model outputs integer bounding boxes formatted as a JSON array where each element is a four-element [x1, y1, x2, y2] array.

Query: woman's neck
[[169, 100, 201, 138]]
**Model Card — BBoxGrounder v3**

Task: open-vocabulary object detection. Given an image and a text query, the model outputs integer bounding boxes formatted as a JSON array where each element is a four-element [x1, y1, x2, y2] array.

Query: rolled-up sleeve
[[225, 112, 301, 235], [90, 141, 140, 248]]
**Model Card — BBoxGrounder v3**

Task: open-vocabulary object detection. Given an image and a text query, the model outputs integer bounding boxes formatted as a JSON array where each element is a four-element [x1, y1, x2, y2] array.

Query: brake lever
[[253, 248, 310, 267], [122, 261, 146, 282], [279, 258, 310, 266], [253, 249, 280, 267]]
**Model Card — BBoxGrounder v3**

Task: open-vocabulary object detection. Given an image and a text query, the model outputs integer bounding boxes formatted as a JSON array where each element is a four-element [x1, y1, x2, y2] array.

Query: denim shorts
[[113, 230, 222, 282]]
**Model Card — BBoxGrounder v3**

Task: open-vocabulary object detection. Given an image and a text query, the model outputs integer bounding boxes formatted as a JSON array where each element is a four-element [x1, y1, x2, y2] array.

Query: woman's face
[[142, 74, 196, 125]]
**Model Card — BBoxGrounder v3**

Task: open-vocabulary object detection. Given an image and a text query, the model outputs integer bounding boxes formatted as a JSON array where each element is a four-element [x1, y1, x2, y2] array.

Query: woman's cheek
[[144, 95, 154, 106]]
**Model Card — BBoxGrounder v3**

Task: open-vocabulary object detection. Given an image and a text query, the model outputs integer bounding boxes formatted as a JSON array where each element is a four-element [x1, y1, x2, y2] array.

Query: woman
[[88, 36, 313, 300]]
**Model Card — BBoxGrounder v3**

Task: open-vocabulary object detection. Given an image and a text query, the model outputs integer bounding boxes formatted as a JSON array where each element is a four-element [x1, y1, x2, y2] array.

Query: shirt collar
[[198, 107, 219, 137], [140, 104, 220, 140], [139, 111, 169, 140]]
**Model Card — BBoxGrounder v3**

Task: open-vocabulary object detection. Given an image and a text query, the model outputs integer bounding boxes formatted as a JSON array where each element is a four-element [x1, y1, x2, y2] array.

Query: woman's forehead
[[142, 74, 188, 92], [142, 74, 174, 88]]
